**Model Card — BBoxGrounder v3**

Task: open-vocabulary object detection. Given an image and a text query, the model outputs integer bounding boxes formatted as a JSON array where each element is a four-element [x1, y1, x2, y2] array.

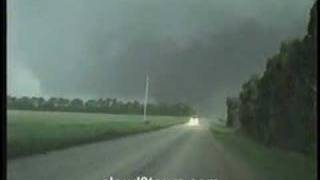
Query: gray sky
[[7, 0, 314, 117]]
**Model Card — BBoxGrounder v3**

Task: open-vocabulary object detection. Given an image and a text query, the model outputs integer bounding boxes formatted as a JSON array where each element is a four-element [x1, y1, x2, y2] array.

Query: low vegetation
[[7, 110, 188, 159], [211, 125, 316, 180]]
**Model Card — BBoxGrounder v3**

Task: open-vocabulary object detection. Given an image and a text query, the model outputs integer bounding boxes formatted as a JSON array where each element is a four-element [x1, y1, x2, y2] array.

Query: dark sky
[[8, 0, 314, 117]]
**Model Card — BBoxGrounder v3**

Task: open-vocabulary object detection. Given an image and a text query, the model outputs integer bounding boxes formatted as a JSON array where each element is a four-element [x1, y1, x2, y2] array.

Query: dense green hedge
[[231, 1, 317, 153]]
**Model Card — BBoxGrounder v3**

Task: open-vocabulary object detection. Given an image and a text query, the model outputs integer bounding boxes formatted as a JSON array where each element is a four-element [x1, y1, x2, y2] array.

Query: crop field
[[7, 110, 188, 159]]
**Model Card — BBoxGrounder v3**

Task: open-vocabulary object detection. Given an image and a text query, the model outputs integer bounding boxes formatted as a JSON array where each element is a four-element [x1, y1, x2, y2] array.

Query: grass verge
[[210, 124, 317, 180], [8, 110, 188, 159]]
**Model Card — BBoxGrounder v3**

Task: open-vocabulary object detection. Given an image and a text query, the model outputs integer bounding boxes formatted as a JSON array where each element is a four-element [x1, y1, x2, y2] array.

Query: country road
[[8, 120, 258, 180]]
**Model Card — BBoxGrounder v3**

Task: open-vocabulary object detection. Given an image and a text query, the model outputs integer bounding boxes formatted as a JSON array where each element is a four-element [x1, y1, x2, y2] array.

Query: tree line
[[7, 95, 195, 116], [226, 1, 317, 154]]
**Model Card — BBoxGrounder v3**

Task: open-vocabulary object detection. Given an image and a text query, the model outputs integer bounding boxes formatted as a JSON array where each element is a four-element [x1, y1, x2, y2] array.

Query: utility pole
[[143, 75, 149, 123]]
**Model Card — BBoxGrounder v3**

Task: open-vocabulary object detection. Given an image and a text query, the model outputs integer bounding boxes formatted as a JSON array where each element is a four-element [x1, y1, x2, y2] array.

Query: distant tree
[[132, 100, 142, 114], [38, 97, 46, 109], [226, 97, 240, 128], [30, 97, 40, 109], [43, 97, 58, 110], [17, 96, 33, 109], [84, 99, 97, 112], [7, 96, 194, 117], [57, 98, 69, 109], [70, 98, 84, 111]]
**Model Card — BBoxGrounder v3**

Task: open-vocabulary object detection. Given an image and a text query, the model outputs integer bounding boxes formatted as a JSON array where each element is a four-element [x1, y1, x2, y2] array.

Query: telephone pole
[[143, 75, 149, 123]]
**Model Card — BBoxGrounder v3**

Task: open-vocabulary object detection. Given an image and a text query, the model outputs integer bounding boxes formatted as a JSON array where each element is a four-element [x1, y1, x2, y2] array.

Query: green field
[[7, 110, 188, 159], [210, 124, 316, 180]]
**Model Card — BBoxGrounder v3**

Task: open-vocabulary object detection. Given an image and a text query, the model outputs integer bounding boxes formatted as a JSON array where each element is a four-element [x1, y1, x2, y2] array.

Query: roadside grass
[[210, 124, 316, 180], [7, 110, 188, 159]]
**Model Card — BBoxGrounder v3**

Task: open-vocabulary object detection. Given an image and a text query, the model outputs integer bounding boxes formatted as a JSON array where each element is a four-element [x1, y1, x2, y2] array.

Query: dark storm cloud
[[8, 0, 315, 116]]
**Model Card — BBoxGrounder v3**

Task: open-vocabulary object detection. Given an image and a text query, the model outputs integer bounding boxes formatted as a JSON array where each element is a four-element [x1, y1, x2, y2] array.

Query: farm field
[[7, 110, 188, 159]]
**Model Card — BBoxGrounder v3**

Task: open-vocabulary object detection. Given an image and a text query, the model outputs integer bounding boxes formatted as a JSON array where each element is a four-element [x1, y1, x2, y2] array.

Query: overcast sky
[[7, 0, 315, 116]]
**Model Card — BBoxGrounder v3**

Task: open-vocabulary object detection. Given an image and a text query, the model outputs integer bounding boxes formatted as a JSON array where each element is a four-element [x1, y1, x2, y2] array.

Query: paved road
[[8, 121, 257, 180]]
